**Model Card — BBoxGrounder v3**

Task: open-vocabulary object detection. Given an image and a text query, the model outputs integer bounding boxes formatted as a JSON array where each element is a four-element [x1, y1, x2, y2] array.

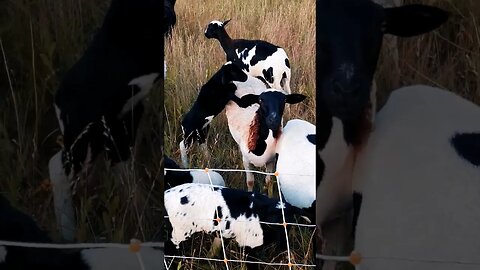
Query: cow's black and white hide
[[0, 195, 163, 270], [164, 183, 310, 270], [228, 89, 306, 191], [204, 20, 292, 94], [179, 61, 251, 167], [49, 0, 162, 241], [163, 155, 225, 189], [315, 0, 448, 267], [351, 86, 480, 270]]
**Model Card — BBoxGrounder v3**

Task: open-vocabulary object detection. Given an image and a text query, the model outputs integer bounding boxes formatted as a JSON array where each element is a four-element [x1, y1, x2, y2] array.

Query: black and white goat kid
[[164, 183, 310, 270], [49, 0, 162, 241], [205, 20, 292, 94], [178, 61, 257, 168], [229, 89, 306, 191]]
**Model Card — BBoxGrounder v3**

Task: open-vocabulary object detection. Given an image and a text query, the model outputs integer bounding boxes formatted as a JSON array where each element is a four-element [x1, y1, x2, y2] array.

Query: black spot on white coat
[[307, 134, 316, 145], [450, 133, 480, 166]]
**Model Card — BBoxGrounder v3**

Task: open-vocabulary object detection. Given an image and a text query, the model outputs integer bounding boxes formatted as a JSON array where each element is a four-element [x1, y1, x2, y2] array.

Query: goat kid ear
[[285, 93, 307, 104], [235, 94, 259, 108], [383, 4, 449, 37], [223, 19, 231, 27]]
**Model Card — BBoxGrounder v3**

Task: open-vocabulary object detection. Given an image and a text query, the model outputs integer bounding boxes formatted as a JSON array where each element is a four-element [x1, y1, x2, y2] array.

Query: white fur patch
[[354, 86, 480, 270], [276, 119, 316, 209], [54, 104, 64, 134], [165, 183, 264, 248], [205, 20, 223, 33], [189, 170, 225, 186], [202, 115, 214, 128], [119, 73, 159, 117]]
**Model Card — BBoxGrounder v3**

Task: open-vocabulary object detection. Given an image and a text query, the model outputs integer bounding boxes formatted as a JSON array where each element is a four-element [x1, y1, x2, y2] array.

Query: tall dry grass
[[376, 0, 480, 108], [164, 0, 315, 269], [0, 0, 163, 243]]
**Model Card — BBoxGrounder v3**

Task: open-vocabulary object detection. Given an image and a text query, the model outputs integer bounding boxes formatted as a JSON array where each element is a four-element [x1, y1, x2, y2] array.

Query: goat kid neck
[[216, 29, 236, 59]]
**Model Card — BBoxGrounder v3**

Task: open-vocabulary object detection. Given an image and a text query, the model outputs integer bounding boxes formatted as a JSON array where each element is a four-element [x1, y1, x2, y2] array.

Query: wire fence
[[163, 167, 318, 270], [0, 167, 355, 270], [0, 239, 163, 270]]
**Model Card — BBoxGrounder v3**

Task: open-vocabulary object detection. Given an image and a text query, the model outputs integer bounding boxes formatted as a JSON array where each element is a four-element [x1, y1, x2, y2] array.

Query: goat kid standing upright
[[205, 19, 292, 94]]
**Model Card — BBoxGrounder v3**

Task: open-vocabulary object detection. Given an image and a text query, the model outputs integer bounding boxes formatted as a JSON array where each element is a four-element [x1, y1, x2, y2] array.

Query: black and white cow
[[315, 0, 448, 267], [205, 20, 292, 94], [164, 183, 310, 270], [229, 89, 306, 191], [0, 195, 163, 270], [49, 0, 162, 241], [178, 61, 265, 168], [164, 155, 225, 189]]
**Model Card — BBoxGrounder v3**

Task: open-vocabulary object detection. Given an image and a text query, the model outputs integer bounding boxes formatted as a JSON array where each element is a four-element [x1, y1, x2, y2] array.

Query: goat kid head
[[317, 0, 448, 122], [204, 19, 231, 39], [235, 90, 306, 136]]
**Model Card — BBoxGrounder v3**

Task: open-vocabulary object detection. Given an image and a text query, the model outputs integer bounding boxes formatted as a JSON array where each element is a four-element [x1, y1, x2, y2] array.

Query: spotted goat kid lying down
[[164, 183, 311, 269]]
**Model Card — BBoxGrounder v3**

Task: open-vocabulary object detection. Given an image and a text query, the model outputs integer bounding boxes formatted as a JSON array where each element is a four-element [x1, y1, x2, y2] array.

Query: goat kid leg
[[49, 151, 76, 241], [179, 140, 189, 168], [243, 156, 255, 192], [265, 159, 276, 197]]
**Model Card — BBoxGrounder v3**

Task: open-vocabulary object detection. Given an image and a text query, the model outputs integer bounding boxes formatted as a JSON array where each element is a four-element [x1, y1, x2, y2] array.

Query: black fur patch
[[285, 58, 290, 68], [164, 155, 194, 189], [180, 196, 189, 205], [450, 133, 480, 166], [213, 206, 223, 226], [262, 67, 274, 84], [306, 134, 316, 145], [351, 192, 363, 238]]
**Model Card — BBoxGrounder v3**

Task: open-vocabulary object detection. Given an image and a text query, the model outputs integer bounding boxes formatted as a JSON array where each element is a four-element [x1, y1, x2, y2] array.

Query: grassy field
[[0, 0, 163, 243], [164, 0, 316, 269]]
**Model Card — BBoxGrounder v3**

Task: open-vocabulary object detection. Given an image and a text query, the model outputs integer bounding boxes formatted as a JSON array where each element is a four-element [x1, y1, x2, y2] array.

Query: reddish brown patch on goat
[[248, 111, 261, 151]]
